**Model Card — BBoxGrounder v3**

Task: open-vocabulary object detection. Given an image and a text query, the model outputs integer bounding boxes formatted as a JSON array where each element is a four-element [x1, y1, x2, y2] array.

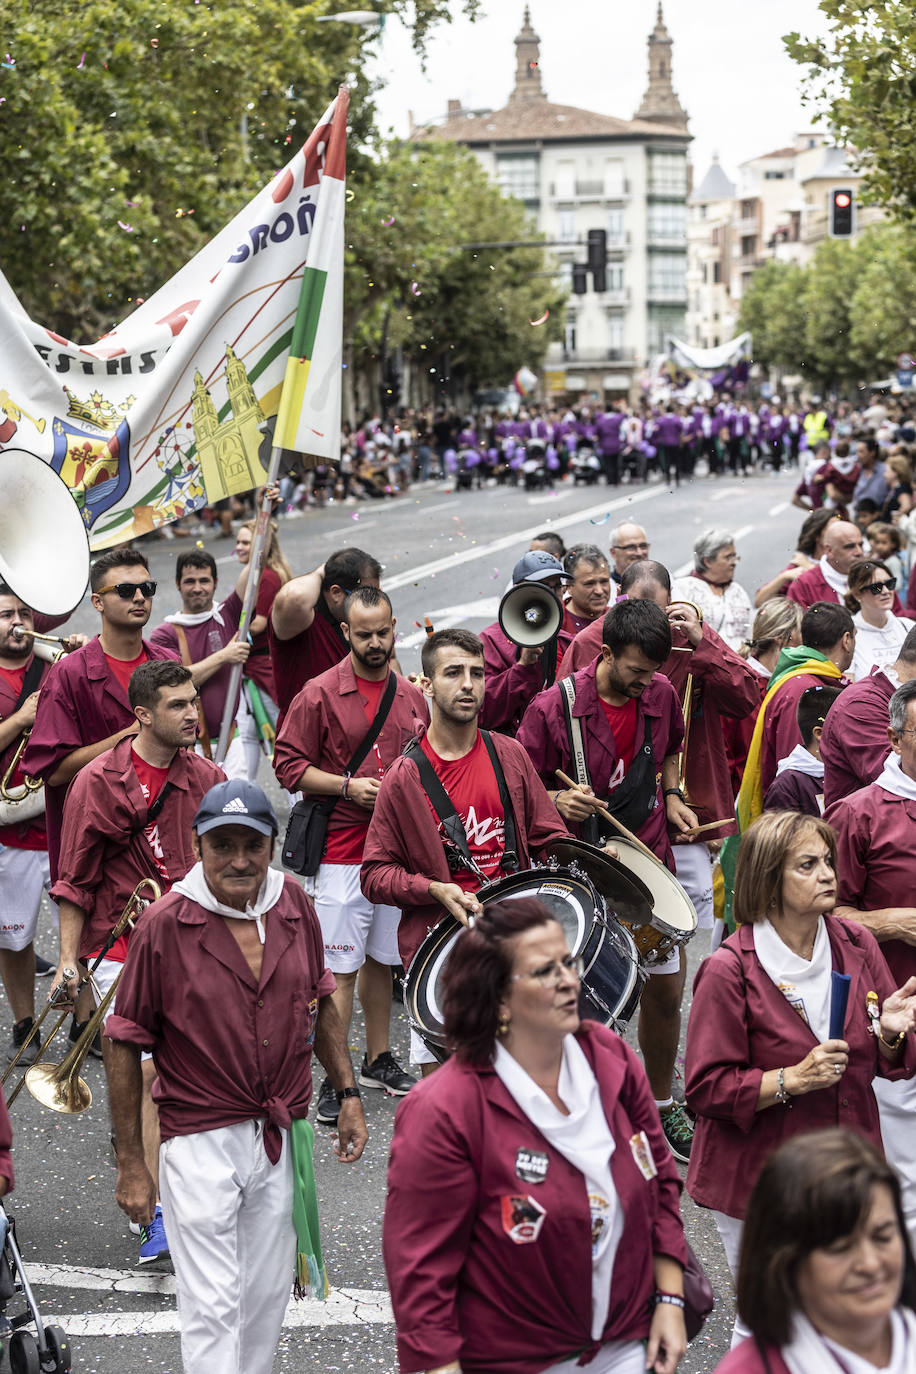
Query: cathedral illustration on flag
[[190, 345, 270, 502]]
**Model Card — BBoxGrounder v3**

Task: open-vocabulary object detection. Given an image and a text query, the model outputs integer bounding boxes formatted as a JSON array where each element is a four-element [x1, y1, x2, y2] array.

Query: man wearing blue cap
[[106, 778, 367, 1374], [480, 550, 574, 736]]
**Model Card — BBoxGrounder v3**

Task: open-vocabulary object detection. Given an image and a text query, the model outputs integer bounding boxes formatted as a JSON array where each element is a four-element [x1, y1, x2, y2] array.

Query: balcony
[[600, 287, 630, 307], [735, 213, 760, 235], [647, 230, 687, 248], [549, 178, 631, 202], [560, 346, 638, 365], [647, 285, 688, 305]]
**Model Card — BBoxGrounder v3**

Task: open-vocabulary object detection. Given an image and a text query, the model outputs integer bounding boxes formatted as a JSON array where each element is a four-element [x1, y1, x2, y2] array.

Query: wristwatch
[[336, 1086, 361, 1105], [663, 787, 686, 801]]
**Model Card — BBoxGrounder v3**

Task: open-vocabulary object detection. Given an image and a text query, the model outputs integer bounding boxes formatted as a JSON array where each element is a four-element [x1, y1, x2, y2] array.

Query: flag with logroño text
[[0, 89, 347, 551]]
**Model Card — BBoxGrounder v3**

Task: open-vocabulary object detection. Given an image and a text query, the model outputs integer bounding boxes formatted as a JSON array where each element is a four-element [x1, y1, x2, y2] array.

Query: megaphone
[[0, 449, 91, 617], [498, 582, 563, 649]]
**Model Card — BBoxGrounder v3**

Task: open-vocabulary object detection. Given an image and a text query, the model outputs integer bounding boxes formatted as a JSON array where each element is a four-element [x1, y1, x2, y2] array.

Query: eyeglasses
[[511, 954, 584, 988], [615, 542, 649, 553], [862, 578, 896, 595], [95, 580, 157, 600]]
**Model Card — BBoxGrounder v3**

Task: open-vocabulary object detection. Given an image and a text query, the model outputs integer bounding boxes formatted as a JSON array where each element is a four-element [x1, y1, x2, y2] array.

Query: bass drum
[[403, 865, 646, 1063]]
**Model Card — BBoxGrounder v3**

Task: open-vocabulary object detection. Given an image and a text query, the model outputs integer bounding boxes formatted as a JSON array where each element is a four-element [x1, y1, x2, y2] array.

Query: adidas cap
[[193, 780, 279, 838]]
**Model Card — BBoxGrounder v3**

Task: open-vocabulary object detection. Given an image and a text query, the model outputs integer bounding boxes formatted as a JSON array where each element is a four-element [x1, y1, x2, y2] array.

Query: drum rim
[[543, 836, 655, 927], [608, 836, 698, 935]]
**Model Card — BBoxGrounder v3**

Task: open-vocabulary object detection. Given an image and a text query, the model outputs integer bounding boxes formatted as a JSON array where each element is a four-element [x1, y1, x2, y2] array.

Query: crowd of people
[[2, 392, 916, 1372]]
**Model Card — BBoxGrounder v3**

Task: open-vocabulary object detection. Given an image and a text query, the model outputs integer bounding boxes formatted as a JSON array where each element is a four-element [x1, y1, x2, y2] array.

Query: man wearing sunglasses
[[23, 549, 179, 892]]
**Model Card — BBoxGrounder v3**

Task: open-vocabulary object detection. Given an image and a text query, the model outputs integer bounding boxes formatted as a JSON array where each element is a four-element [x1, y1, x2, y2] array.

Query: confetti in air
[[529, 309, 549, 326]]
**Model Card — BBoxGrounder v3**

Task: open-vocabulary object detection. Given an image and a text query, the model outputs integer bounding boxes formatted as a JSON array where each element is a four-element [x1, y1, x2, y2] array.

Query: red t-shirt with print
[[323, 674, 388, 865], [418, 731, 506, 893], [598, 695, 638, 794]]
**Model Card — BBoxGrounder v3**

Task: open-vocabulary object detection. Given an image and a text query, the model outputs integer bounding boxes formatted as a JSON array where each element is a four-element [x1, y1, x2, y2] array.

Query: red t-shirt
[[0, 663, 46, 850], [89, 750, 169, 964], [323, 674, 388, 866], [598, 695, 638, 794], [418, 732, 505, 893], [103, 647, 148, 698]]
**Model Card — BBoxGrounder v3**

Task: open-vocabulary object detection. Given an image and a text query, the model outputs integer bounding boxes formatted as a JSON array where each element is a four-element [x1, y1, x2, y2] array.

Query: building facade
[[412, 6, 691, 404]]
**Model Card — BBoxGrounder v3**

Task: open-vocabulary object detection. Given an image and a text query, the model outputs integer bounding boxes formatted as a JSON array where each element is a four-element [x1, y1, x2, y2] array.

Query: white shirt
[[852, 612, 916, 682], [753, 915, 832, 1042], [670, 574, 754, 650]]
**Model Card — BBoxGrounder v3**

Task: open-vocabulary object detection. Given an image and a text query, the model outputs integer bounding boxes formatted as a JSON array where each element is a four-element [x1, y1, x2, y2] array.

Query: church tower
[[508, 7, 545, 104], [634, 3, 688, 130], [225, 344, 259, 418], [191, 370, 218, 440]]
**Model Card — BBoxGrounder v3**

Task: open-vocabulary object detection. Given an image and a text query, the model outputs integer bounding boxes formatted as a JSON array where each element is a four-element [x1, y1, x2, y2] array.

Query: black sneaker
[[359, 1051, 417, 1097], [659, 1101, 694, 1164], [6, 1018, 38, 1066], [315, 1077, 339, 1127], [69, 1016, 103, 1060], [34, 954, 54, 978]]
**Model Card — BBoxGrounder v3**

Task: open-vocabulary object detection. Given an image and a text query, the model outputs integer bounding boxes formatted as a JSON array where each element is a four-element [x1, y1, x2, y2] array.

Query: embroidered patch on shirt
[[500, 1195, 546, 1244], [778, 979, 810, 1026], [630, 1130, 658, 1180], [589, 1192, 610, 1255]]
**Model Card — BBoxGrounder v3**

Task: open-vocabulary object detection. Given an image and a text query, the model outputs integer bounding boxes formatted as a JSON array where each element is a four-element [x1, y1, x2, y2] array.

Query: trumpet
[[10, 626, 71, 649], [3, 879, 161, 1113]]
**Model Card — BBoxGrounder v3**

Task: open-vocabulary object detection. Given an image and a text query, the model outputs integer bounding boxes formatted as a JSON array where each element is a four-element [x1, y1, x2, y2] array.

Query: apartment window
[[604, 159, 625, 196], [607, 317, 624, 352], [606, 263, 624, 292], [648, 202, 686, 241], [495, 154, 539, 200], [558, 210, 577, 242], [649, 255, 686, 293], [555, 160, 575, 198], [647, 309, 684, 354], [648, 151, 687, 194], [764, 170, 786, 180], [712, 261, 721, 284], [564, 319, 577, 353]]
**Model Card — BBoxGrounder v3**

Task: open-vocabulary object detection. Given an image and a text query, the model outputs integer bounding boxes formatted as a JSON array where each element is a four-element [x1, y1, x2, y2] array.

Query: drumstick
[[555, 770, 663, 869], [682, 817, 734, 837]]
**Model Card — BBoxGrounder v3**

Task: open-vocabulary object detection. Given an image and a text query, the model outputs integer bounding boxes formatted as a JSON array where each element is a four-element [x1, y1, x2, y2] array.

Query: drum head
[[402, 916, 463, 1059], [609, 837, 698, 936], [545, 837, 654, 930]]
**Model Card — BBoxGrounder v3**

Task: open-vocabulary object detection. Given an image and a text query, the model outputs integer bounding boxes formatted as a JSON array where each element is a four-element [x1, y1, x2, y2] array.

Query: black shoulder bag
[[403, 730, 519, 879], [282, 674, 397, 877]]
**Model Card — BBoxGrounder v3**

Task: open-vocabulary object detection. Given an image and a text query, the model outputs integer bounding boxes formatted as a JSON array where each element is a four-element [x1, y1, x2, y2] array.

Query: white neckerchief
[[876, 753, 916, 804], [830, 452, 859, 477], [776, 743, 824, 780], [173, 860, 284, 944], [784, 1308, 916, 1374], [166, 600, 226, 628], [819, 556, 849, 597], [494, 1037, 621, 1340], [746, 656, 772, 680], [753, 915, 832, 1042]]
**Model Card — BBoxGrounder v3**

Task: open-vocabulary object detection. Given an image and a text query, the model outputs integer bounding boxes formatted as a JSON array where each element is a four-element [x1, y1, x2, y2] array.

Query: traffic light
[[829, 188, 854, 237], [591, 267, 606, 294], [587, 229, 607, 272], [572, 264, 588, 295]]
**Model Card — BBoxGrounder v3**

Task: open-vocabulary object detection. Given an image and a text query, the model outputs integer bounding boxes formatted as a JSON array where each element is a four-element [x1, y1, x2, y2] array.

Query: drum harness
[[404, 732, 520, 884]]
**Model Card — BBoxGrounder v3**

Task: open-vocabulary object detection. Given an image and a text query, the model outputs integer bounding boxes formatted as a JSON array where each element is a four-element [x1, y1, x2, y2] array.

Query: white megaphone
[[498, 581, 563, 649], [0, 449, 91, 616]]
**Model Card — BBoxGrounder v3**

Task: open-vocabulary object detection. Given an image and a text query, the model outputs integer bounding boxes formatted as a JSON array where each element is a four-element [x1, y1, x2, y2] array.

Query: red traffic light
[[834, 192, 851, 208]]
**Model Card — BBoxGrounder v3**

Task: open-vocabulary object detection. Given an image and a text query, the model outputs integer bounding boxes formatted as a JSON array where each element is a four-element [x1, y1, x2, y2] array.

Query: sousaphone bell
[[0, 448, 90, 616]]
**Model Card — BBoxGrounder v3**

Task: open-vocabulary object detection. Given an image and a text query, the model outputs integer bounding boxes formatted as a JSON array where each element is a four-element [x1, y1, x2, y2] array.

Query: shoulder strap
[[13, 656, 45, 712], [403, 739, 474, 866], [480, 731, 519, 873], [559, 676, 591, 789]]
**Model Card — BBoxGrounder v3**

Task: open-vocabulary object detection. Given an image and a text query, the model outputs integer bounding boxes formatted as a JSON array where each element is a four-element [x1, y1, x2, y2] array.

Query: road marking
[[526, 491, 568, 505], [383, 486, 669, 593], [733, 524, 755, 541], [319, 519, 378, 539], [710, 487, 741, 502], [44, 1291, 393, 1338], [424, 499, 460, 513], [397, 597, 501, 649], [769, 501, 789, 516]]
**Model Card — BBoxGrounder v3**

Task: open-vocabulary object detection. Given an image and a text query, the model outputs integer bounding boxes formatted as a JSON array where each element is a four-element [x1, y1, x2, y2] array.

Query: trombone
[[10, 627, 71, 650], [3, 879, 161, 1112]]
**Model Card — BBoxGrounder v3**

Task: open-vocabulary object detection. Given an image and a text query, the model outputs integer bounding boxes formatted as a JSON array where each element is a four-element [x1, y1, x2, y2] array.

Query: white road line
[[710, 487, 741, 502], [733, 524, 755, 542], [673, 560, 692, 578], [45, 1289, 393, 1338], [397, 597, 502, 649], [769, 502, 789, 516], [526, 491, 569, 505], [383, 485, 669, 593], [424, 499, 460, 513], [318, 519, 378, 539]]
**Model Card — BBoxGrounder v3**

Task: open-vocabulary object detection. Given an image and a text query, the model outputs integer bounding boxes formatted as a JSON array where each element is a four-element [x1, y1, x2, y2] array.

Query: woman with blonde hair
[[685, 810, 916, 1346], [725, 601, 804, 793], [845, 558, 915, 681], [234, 517, 292, 779]]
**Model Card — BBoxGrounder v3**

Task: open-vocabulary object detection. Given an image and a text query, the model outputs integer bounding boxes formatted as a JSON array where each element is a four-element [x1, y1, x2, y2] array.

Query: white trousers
[[874, 1075, 916, 1253], [711, 1210, 751, 1348], [159, 1120, 295, 1374], [672, 842, 714, 931], [543, 1340, 644, 1374]]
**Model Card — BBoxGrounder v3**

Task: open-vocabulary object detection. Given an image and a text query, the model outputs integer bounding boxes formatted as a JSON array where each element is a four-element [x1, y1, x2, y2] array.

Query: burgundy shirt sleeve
[[516, 691, 565, 787], [20, 656, 88, 780], [685, 950, 764, 1136], [50, 766, 108, 914], [480, 628, 542, 734], [824, 795, 869, 907], [272, 686, 322, 793], [689, 628, 763, 719]]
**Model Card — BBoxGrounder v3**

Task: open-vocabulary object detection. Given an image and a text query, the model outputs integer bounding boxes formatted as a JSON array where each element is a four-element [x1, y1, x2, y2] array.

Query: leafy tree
[[785, 3, 916, 220], [0, 0, 476, 339], [800, 237, 860, 388], [848, 225, 916, 379], [738, 260, 807, 374]]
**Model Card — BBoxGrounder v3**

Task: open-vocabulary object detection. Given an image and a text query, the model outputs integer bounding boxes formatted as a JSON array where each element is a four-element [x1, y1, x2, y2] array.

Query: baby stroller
[[0, 1205, 70, 1371]]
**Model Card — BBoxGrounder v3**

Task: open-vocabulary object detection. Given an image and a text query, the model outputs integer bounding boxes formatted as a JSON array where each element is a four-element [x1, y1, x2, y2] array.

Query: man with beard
[[274, 588, 428, 1122], [360, 628, 568, 1073]]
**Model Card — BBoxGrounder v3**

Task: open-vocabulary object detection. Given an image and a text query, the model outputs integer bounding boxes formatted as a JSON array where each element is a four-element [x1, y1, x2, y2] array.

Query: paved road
[[8, 467, 805, 1372]]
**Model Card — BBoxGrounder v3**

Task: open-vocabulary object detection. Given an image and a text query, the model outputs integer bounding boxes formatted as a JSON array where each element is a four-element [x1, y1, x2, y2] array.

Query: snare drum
[[605, 836, 698, 965], [403, 865, 646, 1061]]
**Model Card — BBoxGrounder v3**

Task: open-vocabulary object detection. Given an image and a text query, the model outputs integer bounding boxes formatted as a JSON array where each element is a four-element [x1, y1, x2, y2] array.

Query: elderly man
[[609, 523, 650, 586], [826, 680, 916, 1241], [562, 544, 612, 636], [786, 519, 864, 609], [820, 627, 916, 806], [481, 551, 573, 735], [106, 779, 367, 1373]]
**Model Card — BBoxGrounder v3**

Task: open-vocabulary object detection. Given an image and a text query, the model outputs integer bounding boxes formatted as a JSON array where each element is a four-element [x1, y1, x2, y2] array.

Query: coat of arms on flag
[[50, 387, 132, 528]]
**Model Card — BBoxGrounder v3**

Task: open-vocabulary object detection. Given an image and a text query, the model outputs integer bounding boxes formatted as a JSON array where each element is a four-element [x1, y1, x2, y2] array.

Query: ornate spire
[[635, 3, 688, 130], [509, 7, 545, 104]]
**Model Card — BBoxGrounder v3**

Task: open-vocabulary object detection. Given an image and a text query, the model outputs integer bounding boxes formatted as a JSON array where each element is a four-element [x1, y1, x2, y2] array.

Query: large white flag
[[0, 90, 347, 551]]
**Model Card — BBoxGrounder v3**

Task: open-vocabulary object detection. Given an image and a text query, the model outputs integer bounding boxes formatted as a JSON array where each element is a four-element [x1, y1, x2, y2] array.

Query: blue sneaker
[[138, 1205, 171, 1269]]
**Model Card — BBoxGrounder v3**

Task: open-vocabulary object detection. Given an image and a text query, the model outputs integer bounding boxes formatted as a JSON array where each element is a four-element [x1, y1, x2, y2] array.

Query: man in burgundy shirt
[[561, 544, 612, 637], [480, 550, 573, 736], [786, 519, 864, 610], [273, 587, 428, 1125], [51, 661, 224, 1268], [820, 628, 916, 806], [826, 679, 916, 1234], [518, 600, 698, 1163], [106, 779, 366, 1374], [149, 550, 250, 772], [269, 547, 381, 722], [361, 628, 568, 1071]]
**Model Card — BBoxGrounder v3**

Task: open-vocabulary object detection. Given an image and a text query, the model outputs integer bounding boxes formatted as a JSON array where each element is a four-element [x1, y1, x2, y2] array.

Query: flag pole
[[214, 450, 282, 764]]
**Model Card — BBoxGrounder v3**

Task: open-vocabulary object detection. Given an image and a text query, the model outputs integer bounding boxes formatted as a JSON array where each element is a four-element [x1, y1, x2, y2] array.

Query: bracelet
[[663, 787, 685, 801], [335, 1085, 361, 1104], [878, 1027, 907, 1051], [341, 772, 351, 799], [654, 1292, 685, 1309], [775, 1066, 791, 1105]]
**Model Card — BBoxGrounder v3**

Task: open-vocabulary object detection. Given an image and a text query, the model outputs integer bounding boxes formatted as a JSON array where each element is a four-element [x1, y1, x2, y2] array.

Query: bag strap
[[319, 672, 399, 821], [559, 676, 591, 789], [11, 656, 45, 713], [173, 625, 212, 760], [480, 731, 519, 873], [403, 739, 474, 869]]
